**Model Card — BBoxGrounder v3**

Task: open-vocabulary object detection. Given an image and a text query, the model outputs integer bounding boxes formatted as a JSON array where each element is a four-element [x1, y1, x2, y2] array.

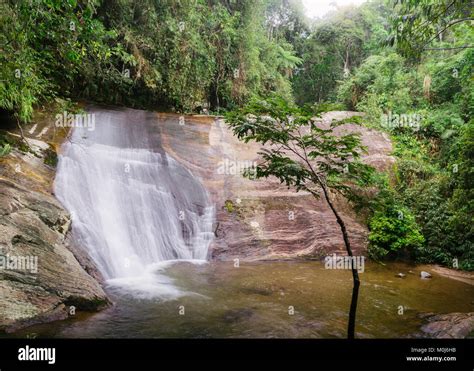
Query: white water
[[55, 109, 214, 298]]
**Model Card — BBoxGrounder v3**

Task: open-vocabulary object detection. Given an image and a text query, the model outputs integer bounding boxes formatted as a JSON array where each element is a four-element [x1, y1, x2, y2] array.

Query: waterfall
[[54, 108, 214, 297]]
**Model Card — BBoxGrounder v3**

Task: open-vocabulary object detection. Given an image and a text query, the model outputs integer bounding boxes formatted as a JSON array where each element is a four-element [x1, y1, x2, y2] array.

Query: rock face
[[153, 111, 395, 261], [420, 313, 474, 338], [0, 142, 108, 333], [316, 112, 395, 172]]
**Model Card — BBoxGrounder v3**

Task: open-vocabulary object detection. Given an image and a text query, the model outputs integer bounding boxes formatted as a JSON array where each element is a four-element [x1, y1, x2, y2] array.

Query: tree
[[292, 4, 377, 104], [264, 0, 309, 45], [1, 0, 303, 116], [389, 0, 474, 58], [225, 96, 374, 338]]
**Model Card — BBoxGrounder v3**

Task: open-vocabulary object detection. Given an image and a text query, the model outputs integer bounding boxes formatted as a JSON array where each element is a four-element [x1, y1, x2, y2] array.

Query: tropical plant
[[225, 96, 375, 338]]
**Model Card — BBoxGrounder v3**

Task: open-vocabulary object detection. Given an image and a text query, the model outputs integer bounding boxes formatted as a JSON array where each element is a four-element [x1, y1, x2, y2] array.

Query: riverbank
[[0, 109, 109, 333]]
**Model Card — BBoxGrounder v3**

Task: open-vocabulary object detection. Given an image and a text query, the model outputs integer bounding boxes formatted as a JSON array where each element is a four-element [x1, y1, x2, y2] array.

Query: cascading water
[[54, 108, 214, 298]]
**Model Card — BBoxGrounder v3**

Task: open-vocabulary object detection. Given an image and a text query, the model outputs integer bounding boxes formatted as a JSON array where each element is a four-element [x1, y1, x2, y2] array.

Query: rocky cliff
[[154, 111, 395, 261], [0, 133, 108, 333]]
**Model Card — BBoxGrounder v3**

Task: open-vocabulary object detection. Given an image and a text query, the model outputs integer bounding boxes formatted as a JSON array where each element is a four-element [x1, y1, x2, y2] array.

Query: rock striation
[[154, 111, 395, 261], [0, 137, 108, 333]]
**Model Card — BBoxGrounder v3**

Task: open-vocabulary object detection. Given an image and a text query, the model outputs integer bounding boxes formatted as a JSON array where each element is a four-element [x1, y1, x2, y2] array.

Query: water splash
[[54, 108, 214, 298]]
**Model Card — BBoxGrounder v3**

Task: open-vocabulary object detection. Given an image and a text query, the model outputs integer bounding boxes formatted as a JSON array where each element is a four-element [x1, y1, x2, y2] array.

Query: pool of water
[[10, 261, 474, 338]]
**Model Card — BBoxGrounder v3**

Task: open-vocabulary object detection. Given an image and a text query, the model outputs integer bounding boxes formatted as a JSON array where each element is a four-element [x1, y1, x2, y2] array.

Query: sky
[[302, 0, 367, 19]]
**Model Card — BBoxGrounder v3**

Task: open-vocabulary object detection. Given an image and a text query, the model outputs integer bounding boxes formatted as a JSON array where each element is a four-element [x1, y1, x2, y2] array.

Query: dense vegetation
[[0, 0, 301, 118], [334, 1, 473, 270], [1, 0, 472, 269]]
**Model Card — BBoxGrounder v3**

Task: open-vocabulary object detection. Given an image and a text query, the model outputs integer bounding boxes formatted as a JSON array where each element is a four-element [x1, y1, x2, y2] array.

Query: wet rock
[[431, 265, 474, 286], [316, 112, 395, 173], [222, 308, 255, 323], [396, 273, 406, 278], [157, 111, 395, 261], [0, 146, 108, 333], [240, 287, 273, 296], [420, 313, 474, 338], [420, 271, 432, 279]]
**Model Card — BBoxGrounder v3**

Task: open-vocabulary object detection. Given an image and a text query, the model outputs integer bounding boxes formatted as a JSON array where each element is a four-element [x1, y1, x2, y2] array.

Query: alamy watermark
[[18, 346, 55, 365], [380, 111, 422, 131], [0, 253, 38, 273], [55, 111, 95, 131], [324, 253, 365, 273], [217, 159, 257, 179]]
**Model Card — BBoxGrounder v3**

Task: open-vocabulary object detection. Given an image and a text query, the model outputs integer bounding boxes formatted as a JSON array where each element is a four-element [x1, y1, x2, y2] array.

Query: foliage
[[389, 0, 474, 59], [43, 148, 58, 167], [0, 0, 303, 118], [0, 143, 12, 157], [331, 1, 474, 269], [292, 1, 392, 105], [337, 52, 421, 114], [1, 0, 472, 270], [368, 209, 425, 260], [224, 200, 235, 213], [366, 176, 425, 260], [225, 96, 375, 199]]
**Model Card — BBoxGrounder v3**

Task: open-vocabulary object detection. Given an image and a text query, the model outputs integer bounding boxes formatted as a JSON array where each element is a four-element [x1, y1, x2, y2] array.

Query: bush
[[337, 53, 420, 115], [368, 206, 424, 261], [418, 105, 464, 140]]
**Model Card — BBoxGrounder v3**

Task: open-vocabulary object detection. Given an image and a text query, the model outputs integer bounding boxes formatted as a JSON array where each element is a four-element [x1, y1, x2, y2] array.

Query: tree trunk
[[343, 47, 350, 77], [15, 116, 32, 151], [320, 182, 360, 339]]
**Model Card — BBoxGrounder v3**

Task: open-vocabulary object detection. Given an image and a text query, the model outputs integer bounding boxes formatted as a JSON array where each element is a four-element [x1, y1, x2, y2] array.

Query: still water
[[11, 260, 474, 338]]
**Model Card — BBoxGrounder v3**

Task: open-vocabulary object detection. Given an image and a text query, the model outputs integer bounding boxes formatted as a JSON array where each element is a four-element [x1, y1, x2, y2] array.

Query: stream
[[10, 260, 474, 338]]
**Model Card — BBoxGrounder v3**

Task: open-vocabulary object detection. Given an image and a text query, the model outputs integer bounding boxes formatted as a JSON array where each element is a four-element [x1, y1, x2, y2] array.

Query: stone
[[222, 308, 255, 323], [420, 271, 432, 279], [420, 312, 474, 338], [0, 146, 108, 333]]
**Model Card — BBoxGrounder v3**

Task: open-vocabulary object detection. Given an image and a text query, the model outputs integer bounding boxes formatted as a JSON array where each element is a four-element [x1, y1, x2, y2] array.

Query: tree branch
[[423, 18, 474, 48], [424, 45, 474, 50]]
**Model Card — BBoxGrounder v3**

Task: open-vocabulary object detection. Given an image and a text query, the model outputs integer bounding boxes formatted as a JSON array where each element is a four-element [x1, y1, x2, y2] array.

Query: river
[[9, 260, 474, 338]]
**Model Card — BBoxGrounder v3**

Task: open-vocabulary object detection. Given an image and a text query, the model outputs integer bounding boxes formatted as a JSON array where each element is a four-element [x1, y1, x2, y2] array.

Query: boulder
[[420, 312, 474, 338], [420, 271, 432, 279], [0, 147, 108, 333]]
